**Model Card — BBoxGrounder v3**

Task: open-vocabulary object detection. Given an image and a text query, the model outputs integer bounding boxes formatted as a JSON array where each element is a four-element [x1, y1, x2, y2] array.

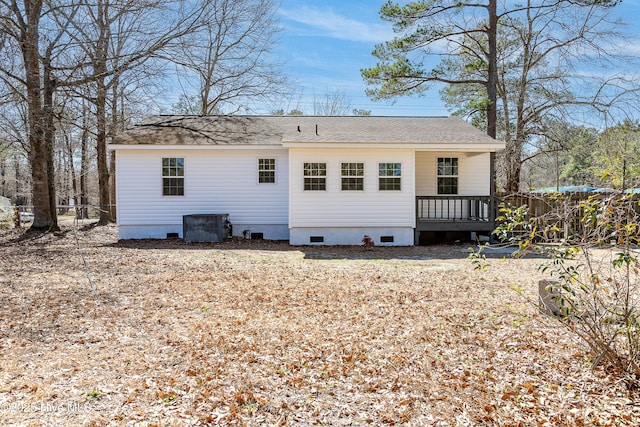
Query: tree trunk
[[29, 130, 55, 230], [14, 154, 22, 205], [486, 0, 498, 140], [95, 0, 111, 225], [60, 132, 70, 213], [108, 78, 122, 222], [80, 103, 89, 219], [17, 0, 58, 230], [0, 156, 5, 198], [504, 0, 535, 194], [109, 151, 116, 221], [505, 140, 524, 193], [43, 59, 59, 227], [507, 162, 522, 193], [65, 132, 79, 213], [96, 76, 111, 225]]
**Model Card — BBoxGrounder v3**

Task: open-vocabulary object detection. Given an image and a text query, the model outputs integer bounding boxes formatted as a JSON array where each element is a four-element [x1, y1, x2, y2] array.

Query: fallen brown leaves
[[0, 225, 638, 426]]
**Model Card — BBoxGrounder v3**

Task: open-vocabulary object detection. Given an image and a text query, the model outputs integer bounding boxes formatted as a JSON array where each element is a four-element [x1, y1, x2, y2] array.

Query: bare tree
[[439, 2, 638, 191], [170, 0, 288, 115], [362, 0, 630, 192], [63, 0, 205, 224], [0, 0, 205, 228], [313, 90, 352, 116], [0, 0, 78, 229], [271, 90, 370, 116]]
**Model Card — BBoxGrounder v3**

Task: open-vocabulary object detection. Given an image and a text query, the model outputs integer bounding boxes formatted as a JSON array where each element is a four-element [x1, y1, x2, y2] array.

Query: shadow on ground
[[105, 237, 508, 261]]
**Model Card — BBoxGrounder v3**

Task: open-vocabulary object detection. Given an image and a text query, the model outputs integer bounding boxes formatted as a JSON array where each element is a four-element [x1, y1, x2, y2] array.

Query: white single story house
[[108, 115, 504, 245]]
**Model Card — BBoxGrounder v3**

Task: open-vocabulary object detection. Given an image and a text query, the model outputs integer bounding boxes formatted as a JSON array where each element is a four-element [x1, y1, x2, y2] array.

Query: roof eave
[[107, 143, 284, 150], [108, 142, 505, 151], [281, 142, 505, 151]]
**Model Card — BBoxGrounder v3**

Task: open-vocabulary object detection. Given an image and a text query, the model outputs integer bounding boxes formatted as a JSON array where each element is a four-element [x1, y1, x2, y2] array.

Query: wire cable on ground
[[73, 216, 99, 301]]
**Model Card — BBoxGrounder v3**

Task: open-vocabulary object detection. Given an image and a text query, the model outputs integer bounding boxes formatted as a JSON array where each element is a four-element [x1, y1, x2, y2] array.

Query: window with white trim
[[437, 157, 458, 194], [303, 162, 326, 190], [341, 162, 364, 191], [162, 157, 184, 196], [258, 158, 276, 183], [378, 163, 401, 191]]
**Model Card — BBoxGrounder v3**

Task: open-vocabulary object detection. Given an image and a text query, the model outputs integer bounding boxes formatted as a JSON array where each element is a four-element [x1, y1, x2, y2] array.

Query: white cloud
[[612, 39, 640, 55], [278, 6, 395, 43]]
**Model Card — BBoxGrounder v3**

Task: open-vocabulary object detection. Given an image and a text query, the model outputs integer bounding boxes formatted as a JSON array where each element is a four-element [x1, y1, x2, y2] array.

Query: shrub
[[362, 235, 375, 250], [485, 193, 640, 389]]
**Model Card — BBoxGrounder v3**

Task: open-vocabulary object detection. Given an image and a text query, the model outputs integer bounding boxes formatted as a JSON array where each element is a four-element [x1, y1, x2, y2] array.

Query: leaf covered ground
[[0, 225, 638, 426]]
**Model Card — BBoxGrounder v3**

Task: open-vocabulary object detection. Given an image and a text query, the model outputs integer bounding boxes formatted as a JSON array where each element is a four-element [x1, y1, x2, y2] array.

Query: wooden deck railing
[[416, 195, 496, 223]]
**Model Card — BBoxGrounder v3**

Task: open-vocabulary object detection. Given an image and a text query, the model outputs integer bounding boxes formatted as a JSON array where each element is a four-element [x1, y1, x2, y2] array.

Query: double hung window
[[258, 158, 276, 183], [304, 163, 326, 190], [437, 158, 458, 195], [341, 163, 364, 191], [162, 157, 184, 196], [378, 163, 401, 191]]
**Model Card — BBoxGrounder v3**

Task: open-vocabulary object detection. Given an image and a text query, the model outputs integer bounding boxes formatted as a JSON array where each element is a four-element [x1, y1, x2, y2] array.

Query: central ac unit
[[183, 214, 231, 243]]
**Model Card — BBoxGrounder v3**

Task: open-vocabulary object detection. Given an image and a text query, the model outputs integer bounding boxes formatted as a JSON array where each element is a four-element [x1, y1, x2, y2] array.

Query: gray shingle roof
[[111, 115, 502, 146]]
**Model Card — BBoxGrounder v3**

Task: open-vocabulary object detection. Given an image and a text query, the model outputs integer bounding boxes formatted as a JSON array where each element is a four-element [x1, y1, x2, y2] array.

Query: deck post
[[490, 152, 496, 198], [490, 151, 496, 224]]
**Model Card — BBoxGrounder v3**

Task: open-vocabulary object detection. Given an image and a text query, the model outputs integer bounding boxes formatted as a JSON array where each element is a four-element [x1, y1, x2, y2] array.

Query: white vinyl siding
[[116, 149, 288, 226], [415, 152, 490, 196], [289, 148, 415, 228]]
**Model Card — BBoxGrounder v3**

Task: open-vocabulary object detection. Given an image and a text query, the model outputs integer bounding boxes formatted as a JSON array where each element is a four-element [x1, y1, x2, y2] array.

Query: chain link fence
[[0, 204, 107, 229]]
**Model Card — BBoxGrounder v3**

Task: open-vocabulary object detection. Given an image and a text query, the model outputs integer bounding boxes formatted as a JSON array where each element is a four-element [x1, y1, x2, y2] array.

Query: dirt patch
[[0, 226, 637, 426]]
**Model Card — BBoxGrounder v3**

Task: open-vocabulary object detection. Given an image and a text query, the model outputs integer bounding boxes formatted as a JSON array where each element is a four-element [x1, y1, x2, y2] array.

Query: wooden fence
[[497, 192, 639, 242]]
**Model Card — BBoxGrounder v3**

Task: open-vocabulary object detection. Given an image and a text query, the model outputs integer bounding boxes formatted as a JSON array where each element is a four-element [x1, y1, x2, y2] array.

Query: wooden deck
[[416, 196, 496, 232]]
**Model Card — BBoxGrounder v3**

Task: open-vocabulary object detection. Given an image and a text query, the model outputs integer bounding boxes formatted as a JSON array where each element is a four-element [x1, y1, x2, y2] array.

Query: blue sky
[[157, 0, 640, 117], [274, 0, 439, 116], [273, 0, 640, 118]]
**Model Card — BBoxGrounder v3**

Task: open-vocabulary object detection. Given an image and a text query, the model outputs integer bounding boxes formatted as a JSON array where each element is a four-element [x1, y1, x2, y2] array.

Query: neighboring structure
[[0, 196, 12, 223], [108, 115, 504, 245]]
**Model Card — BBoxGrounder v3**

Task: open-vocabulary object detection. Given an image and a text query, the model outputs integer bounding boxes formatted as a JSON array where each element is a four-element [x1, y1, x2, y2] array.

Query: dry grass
[[0, 225, 638, 426]]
